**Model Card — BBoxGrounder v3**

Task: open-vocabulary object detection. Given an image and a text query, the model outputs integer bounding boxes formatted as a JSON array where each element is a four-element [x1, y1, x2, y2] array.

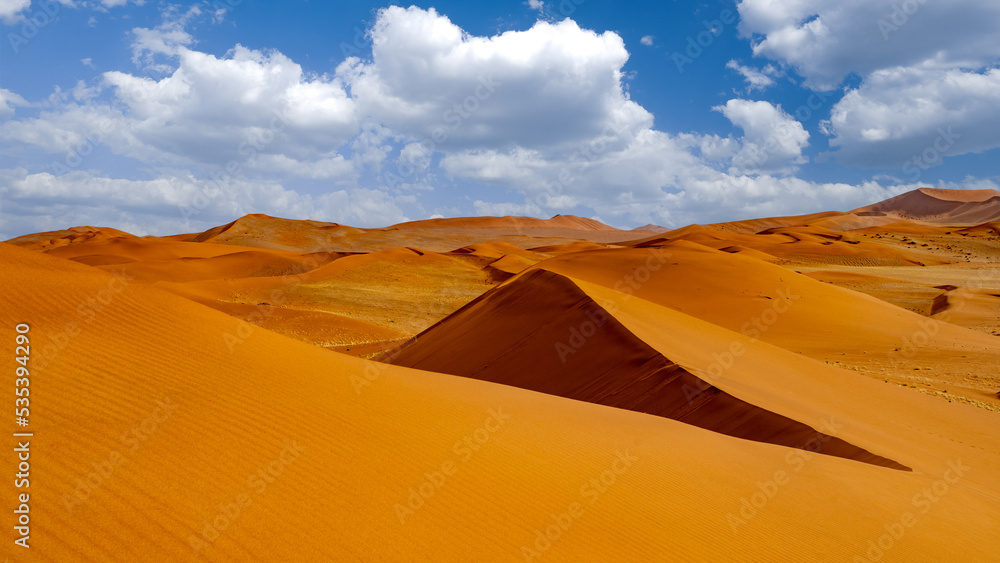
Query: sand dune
[[381, 265, 1000, 474], [382, 269, 907, 469], [521, 243, 1000, 408], [931, 285, 1000, 335], [852, 187, 1000, 224], [4, 241, 1000, 561], [149, 246, 490, 354], [190, 213, 650, 253], [5, 225, 137, 251]]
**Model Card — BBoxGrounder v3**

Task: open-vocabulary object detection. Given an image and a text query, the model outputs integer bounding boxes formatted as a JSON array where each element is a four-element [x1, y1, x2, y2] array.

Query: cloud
[[713, 99, 809, 174], [737, 0, 1000, 170], [0, 0, 31, 23], [129, 4, 201, 72], [640, 35, 654, 46], [0, 88, 29, 117], [1, 44, 359, 180], [527, 0, 544, 11], [725, 60, 780, 90], [736, 0, 1000, 90], [823, 66, 1000, 168], [337, 6, 651, 154]]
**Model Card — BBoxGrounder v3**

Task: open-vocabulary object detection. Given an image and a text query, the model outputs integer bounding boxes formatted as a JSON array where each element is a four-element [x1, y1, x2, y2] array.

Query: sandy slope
[[520, 243, 1000, 407], [5, 226, 137, 250], [4, 242, 1000, 562], [382, 269, 906, 469], [192, 213, 652, 253], [852, 187, 1000, 224]]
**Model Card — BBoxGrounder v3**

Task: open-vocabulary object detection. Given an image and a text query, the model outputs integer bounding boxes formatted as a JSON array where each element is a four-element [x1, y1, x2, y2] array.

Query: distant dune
[[852, 187, 1000, 223], [5, 226, 136, 251]]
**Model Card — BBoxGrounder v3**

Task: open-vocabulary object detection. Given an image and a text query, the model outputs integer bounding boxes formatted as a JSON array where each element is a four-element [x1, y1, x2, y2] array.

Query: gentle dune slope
[[5, 226, 136, 251], [630, 224, 941, 266], [382, 265, 1000, 477], [529, 243, 1000, 403], [193, 214, 366, 251], [3, 241, 1000, 561], [159, 247, 490, 338], [191, 213, 647, 253], [931, 285, 1000, 335], [383, 269, 906, 469], [43, 236, 285, 264], [389, 213, 622, 232]]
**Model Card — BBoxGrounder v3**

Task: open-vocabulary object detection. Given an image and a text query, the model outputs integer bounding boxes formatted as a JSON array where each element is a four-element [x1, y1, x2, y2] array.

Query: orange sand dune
[[5, 225, 136, 251], [528, 241, 611, 254], [706, 211, 846, 234], [449, 241, 546, 260], [383, 269, 906, 469], [525, 242, 1000, 407], [848, 220, 959, 236], [631, 223, 669, 233], [957, 221, 1000, 236], [717, 245, 779, 262], [802, 270, 942, 315], [193, 214, 366, 251], [384, 265, 1000, 476], [154, 246, 491, 346], [751, 224, 948, 266], [628, 222, 942, 266], [447, 242, 547, 279], [852, 187, 1000, 224], [390, 213, 622, 232], [98, 250, 347, 284], [3, 241, 1000, 561], [931, 285, 1000, 336], [43, 235, 281, 264], [804, 212, 910, 231], [192, 213, 649, 253]]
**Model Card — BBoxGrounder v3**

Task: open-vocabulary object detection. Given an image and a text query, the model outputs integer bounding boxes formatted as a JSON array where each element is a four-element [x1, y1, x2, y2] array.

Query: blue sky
[[1, 0, 998, 238]]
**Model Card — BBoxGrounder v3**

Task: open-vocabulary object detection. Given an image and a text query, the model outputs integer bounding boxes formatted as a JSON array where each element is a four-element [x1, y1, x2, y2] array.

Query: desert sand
[[3, 187, 1000, 561]]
